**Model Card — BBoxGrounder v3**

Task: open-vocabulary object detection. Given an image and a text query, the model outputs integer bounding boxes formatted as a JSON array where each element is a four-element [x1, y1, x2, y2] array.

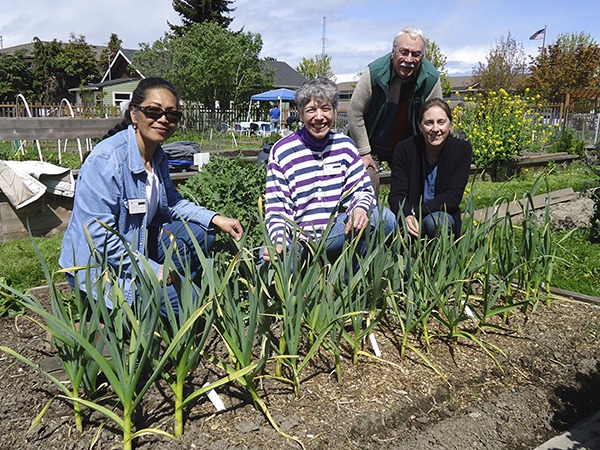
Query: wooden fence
[[0, 103, 121, 119], [0, 117, 122, 141], [0, 116, 122, 242]]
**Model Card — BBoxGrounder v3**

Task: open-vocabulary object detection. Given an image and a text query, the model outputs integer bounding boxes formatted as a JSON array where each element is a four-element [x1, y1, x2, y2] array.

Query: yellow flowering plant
[[453, 88, 554, 170]]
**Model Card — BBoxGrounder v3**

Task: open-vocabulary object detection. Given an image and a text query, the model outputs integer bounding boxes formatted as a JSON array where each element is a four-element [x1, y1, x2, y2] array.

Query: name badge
[[323, 163, 342, 175], [128, 199, 147, 214]]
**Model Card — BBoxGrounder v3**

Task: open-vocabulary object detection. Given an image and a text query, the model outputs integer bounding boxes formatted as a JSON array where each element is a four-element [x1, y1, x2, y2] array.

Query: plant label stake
[[203, 383, 226, 411], [369, 332, 382, 357]]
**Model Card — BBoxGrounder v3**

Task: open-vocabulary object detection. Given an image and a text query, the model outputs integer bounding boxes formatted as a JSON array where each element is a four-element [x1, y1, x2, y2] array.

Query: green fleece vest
[[364, 53, 440, 155]]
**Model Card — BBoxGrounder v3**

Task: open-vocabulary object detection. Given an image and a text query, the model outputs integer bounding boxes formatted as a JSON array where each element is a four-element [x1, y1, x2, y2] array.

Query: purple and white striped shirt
[[265, 127, 375, 245]]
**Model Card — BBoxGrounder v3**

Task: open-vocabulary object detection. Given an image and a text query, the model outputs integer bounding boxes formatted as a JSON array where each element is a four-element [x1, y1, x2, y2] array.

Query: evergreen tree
[[57, 34, 101, 90], [31, 35, 100, 103], [0, 50, 33, 103], [99, 33, 123, 78], [169, 0, 234, 35], [32, 37, 63, 103]]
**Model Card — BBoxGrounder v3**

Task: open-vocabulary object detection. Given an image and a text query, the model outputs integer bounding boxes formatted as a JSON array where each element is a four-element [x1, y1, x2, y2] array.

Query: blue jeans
[[148, 220, 215, 316], [66, 219, 215, 317], [324, 207, 396, 261], [421, 212, 455, 239], [260, 206, 396, 266]]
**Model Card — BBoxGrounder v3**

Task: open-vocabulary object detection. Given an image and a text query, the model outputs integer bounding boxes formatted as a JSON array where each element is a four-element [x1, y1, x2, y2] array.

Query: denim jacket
[[59, 125, 216, 306]]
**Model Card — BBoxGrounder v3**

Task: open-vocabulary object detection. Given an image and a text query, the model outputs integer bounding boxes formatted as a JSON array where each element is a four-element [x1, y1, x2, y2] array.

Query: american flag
[[530, 28, 546, 40]]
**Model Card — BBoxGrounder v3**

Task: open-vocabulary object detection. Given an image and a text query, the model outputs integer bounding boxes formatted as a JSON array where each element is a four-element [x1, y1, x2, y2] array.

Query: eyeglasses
[[395, 47, 423, 59], [135, 105, 183, 124]]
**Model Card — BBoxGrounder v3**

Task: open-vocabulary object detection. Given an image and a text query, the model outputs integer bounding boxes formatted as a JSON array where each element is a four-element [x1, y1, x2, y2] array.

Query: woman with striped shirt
[[263, 77, 395, 263]]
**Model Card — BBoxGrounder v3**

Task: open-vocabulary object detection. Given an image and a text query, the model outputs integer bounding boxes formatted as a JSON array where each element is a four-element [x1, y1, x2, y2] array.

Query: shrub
[[549, 127, 586, 156], [453, 88, 553, 170], [178, 155, 266, 249]]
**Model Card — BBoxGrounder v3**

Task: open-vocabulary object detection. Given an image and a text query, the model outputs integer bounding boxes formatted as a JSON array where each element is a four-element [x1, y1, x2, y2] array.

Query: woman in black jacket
[[389, 98, 472, 238]]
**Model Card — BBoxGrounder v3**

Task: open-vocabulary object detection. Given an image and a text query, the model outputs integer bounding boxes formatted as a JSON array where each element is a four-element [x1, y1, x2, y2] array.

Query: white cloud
[[1, 0, 598, 82]]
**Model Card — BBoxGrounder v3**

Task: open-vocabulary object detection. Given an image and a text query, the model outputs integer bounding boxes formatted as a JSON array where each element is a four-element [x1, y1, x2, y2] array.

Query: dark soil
[[1, 194, 599, 450]]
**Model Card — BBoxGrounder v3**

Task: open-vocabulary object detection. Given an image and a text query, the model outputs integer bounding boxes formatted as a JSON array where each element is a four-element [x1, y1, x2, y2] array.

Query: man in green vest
[[348, 26, 442, 195]]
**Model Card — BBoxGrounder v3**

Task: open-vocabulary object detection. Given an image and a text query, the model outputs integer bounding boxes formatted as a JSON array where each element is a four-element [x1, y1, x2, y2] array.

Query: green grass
[[0, 233, 63, 291], [552, 229, 600, 298], [464, 164, 598, 210]]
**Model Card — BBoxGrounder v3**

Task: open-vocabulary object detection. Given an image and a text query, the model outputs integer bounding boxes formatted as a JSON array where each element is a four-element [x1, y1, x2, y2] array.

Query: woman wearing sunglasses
[[60, 77, 243, 315]]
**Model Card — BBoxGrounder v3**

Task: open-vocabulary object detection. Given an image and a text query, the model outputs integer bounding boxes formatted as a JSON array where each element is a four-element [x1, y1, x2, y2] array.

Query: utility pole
[[321, 15, 327, 57]]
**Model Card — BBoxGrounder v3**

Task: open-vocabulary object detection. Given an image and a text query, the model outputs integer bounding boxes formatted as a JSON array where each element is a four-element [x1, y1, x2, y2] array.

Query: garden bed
[[0, 169, 597, 450], [0, 291, 599, 449]]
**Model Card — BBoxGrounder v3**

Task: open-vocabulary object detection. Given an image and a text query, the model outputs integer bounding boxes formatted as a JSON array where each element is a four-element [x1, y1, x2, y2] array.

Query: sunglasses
[[135, 105, 183, 124]]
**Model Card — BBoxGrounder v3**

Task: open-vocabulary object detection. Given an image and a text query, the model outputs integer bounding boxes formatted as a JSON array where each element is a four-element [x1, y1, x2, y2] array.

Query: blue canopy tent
[[247, 88, 297, 128]]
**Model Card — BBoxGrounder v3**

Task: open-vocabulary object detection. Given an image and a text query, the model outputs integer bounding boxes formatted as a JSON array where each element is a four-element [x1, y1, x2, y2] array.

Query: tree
[[425, 39, 451, 97], [99, 33, 123, 77], [57, 34, 101, 90], [31, 35, 100, 103], [471, 31, 527, 93], [133, 22, 274, 108], [527, 32, 600, 103], [296, 54, 336, 81], [0, 50, 33, 103], [169, 0, 234, 35], [31, 37, 63, 103]]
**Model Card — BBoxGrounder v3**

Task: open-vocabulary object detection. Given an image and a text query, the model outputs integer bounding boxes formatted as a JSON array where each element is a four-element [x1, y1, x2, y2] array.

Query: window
[[113, 92, 132, 107]]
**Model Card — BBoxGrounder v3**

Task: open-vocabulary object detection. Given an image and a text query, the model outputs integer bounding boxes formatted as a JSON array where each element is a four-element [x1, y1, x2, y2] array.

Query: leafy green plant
[[179, 155, 266, 248], [268, 228, 333, 395], [549, 127, 586, 156]]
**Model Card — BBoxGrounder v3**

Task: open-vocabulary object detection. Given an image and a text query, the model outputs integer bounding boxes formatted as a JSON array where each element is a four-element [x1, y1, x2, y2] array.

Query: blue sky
[[1, 0, 598, 81]]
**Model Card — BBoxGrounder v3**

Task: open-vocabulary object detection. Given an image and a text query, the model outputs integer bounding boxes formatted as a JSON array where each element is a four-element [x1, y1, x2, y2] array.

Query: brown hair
[[418, 98, 452, 124]]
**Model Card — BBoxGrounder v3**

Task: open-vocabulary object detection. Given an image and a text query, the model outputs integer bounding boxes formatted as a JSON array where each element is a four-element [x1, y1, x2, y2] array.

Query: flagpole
[[542, 25, 547, 49]]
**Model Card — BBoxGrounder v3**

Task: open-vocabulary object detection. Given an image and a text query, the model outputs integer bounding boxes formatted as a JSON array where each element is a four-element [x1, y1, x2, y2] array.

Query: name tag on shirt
[[323, 163, 343, 175], [128, 199, 147, 214]]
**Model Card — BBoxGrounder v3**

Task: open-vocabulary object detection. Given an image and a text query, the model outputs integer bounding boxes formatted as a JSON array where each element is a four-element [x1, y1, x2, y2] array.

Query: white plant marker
[[203, 382, 226, 411], [369, 332, 382, 357], [462, 300, 475, 319]]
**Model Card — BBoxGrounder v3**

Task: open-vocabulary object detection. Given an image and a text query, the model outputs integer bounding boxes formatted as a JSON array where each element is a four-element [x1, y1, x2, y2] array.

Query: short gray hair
[[393, 26, 426, 51], [295, 77, 339, 113]]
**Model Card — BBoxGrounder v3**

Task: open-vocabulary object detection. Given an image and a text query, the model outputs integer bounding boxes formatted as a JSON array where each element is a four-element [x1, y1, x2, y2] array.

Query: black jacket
[[389, 134, 472, 235]]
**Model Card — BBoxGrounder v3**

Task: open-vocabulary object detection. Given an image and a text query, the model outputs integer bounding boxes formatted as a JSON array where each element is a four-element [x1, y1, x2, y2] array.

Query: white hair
[[393, 26, 426, 51]]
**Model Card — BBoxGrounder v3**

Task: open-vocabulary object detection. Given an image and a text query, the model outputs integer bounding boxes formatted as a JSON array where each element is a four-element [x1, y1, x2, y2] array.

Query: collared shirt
[[59, 125, 217, 306], [424, 163, 438, 203]]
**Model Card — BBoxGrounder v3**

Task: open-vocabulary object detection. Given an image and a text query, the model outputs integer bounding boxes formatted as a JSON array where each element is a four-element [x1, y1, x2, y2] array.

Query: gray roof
[[1, 41, 135, 60], [449, 75, 477, 90], [262, 59, 307, 89]]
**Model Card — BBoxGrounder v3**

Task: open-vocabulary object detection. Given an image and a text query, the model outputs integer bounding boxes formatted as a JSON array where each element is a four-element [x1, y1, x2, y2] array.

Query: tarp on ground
[[0, 160, 74, 209]]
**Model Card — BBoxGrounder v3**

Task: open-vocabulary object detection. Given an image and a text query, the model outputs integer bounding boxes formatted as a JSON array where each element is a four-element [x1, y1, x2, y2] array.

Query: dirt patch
[[1, 296, 600, 450], [548, 194, 596, 232], [0, 194, 598, 450]]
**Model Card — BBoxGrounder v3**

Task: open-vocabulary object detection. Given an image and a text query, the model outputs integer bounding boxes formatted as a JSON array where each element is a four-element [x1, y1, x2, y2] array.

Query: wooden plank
[[0, 193, 72, 242], [471, 188, 577, 222], [0, 117, 122, 141], [550, 287, 600, 306], [515, 152, 579, 167]]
